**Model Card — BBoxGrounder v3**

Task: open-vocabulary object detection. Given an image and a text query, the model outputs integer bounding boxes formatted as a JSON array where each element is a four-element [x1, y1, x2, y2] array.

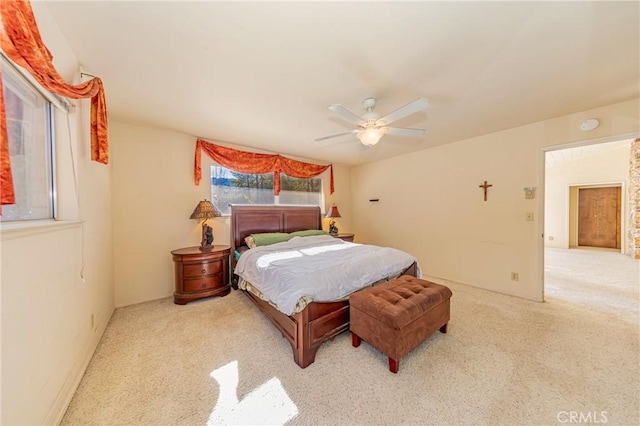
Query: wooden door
[[578, 187, 621, 249]]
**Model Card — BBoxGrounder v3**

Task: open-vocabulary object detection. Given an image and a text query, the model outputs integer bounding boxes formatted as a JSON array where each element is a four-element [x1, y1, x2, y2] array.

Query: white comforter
[[234, 234, 419, 315]]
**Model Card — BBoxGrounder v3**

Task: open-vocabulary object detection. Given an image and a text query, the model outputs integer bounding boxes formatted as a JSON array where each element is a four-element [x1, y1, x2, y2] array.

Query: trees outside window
[[210, 165, 322, 215]]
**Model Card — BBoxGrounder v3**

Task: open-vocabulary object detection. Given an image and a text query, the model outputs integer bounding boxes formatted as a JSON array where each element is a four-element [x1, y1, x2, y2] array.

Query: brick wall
[[630, 138, 640, 259]]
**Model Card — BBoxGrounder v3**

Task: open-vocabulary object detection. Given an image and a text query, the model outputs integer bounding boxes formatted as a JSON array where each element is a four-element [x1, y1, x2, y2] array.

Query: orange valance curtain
[[0, 0, 108, 206], [0, 65, 13, 205], [194, 139, 334, 195]]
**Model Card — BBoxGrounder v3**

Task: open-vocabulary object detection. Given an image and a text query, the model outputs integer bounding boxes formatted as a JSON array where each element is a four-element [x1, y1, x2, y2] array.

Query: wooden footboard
[[241, 261, 418, 368], [242, 291, 350, 368]]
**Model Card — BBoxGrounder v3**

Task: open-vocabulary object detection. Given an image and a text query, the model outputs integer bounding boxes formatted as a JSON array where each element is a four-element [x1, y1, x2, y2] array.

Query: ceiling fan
[[316, 97, 429, 146]]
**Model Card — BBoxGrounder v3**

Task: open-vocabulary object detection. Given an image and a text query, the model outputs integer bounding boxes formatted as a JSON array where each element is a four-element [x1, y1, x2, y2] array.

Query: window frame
[[0, 54, 57, 222]]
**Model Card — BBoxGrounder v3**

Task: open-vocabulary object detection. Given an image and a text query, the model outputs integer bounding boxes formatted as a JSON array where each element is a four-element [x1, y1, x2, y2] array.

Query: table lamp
[[326, 204, 341, 236], [190, 199, 222, 250]]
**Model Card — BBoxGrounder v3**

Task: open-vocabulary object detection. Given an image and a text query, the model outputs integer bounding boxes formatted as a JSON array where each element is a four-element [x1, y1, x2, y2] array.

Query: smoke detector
[[580, 118, 599, 131]]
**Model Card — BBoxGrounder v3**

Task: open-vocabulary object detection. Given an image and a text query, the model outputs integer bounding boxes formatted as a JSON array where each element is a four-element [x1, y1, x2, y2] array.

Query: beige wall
[[545, 142, 631, 251], [351, 99, 639, 301], [0, 3, 114, 425], [110, 120, 352, 307]]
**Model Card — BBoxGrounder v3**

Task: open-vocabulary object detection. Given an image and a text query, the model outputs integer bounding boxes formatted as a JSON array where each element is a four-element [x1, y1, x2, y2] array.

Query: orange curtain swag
[[0, 0, 109, 207], [0, 65, 13, 205], [194, 139, 334, 196]]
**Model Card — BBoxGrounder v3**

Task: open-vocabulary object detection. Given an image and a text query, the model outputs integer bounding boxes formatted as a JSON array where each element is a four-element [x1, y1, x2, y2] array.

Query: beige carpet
[[61, 248, 639, 425]]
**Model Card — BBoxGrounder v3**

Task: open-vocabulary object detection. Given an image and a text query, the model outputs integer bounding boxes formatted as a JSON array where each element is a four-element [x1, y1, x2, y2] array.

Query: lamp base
[[329, 219, 339, 236], [200, 222, 214, 250]]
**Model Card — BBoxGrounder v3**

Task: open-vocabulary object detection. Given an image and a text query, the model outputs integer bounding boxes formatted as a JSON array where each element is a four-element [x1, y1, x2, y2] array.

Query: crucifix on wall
[[479, 180, 493, 201]]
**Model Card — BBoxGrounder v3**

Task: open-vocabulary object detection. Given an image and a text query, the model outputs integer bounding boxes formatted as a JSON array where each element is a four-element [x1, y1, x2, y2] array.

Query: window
[[210, 165, 323, 215], [0, 57, 54, 222]]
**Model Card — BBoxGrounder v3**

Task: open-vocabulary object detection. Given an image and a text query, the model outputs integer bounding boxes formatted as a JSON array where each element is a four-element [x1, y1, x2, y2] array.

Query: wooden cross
[[479, 180, 492, 201]]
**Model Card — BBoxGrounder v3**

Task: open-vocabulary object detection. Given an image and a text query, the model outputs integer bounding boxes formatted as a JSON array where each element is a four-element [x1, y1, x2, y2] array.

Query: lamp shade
[[326, 204, 341, 218], [190, 199, 221, 220], [357, 128, 384, 146]]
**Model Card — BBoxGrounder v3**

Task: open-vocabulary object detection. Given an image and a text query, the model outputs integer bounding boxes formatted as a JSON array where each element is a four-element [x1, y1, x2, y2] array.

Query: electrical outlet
[[511, 272, 519, 281]]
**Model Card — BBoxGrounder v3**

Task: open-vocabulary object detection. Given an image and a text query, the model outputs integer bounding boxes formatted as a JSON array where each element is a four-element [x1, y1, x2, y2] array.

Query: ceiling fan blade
[[384, 127, 426, 137], [379, 98, 429, 125], [314, 130, 357, 142], [328, 104, 364, 125]]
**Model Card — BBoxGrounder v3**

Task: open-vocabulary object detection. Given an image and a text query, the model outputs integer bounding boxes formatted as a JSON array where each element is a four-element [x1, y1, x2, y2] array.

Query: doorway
[[544, 139, 630, 253], [542, 137, 635, 301]]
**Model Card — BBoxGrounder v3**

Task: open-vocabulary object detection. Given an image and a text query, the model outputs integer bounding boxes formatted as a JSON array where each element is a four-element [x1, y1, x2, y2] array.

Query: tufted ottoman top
[[350, 275, 452, 329]]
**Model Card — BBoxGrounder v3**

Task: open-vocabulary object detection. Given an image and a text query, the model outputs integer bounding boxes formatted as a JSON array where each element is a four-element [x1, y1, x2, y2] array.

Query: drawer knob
[[201, 282, 207, 288], [201, 268, 207, 274]]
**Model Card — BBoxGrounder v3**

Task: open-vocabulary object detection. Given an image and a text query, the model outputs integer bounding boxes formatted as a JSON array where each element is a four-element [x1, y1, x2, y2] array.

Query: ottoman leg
[[389, 357, 399, 374], [440, 323, 448, 333], [352, 332, 361, 347]]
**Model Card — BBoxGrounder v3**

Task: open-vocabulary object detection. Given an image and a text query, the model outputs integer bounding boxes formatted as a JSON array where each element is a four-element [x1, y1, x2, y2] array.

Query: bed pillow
[[245, 230, 325, 248], [250, 232, 292, 247], [289, 229, 328, 238], [245, 235, 257, 249]]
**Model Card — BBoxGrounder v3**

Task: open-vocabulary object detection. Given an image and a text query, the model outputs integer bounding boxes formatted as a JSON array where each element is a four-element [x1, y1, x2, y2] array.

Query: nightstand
[[334, 233, 355, 242], [171, 245, 230, 305]]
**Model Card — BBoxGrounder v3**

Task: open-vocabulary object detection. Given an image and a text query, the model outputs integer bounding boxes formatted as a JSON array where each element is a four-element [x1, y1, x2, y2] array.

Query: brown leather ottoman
[[350, 275, 452, 373]]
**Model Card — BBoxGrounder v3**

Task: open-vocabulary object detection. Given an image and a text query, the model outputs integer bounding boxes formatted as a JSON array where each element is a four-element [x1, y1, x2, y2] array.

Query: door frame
[[538, 131, 639, 302]]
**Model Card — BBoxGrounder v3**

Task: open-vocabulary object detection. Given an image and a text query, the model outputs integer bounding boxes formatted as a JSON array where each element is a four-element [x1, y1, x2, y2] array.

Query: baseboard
[[45, 308, 114, 425]]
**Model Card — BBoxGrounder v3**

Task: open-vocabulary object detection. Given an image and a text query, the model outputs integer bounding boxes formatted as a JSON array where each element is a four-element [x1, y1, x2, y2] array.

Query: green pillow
[[289, 229, 328, 238], [251, 232, 292, 247]]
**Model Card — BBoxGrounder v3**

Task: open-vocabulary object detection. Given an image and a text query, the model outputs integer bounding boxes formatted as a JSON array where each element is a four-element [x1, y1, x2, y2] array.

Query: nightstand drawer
[[183, 260, 222, 278], [183, 274, 223, 292]]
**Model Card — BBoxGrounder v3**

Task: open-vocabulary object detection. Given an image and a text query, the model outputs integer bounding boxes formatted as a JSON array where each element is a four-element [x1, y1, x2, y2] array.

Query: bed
[[230, 204, 418, 368]]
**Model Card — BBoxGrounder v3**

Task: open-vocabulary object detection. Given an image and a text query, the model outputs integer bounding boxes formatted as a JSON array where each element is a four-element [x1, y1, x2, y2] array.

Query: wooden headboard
[[230, 204, 322, 254]]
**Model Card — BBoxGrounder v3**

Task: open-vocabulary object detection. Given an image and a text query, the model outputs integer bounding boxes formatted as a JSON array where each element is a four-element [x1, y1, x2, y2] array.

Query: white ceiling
[[545, 138, 632, 168], [43, 1, 639, 166]]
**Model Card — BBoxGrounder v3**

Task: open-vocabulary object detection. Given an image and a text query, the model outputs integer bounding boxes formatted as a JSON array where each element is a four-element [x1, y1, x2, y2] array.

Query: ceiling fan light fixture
[[357, 127, 384, 146], [319, 97, 428, 146]]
